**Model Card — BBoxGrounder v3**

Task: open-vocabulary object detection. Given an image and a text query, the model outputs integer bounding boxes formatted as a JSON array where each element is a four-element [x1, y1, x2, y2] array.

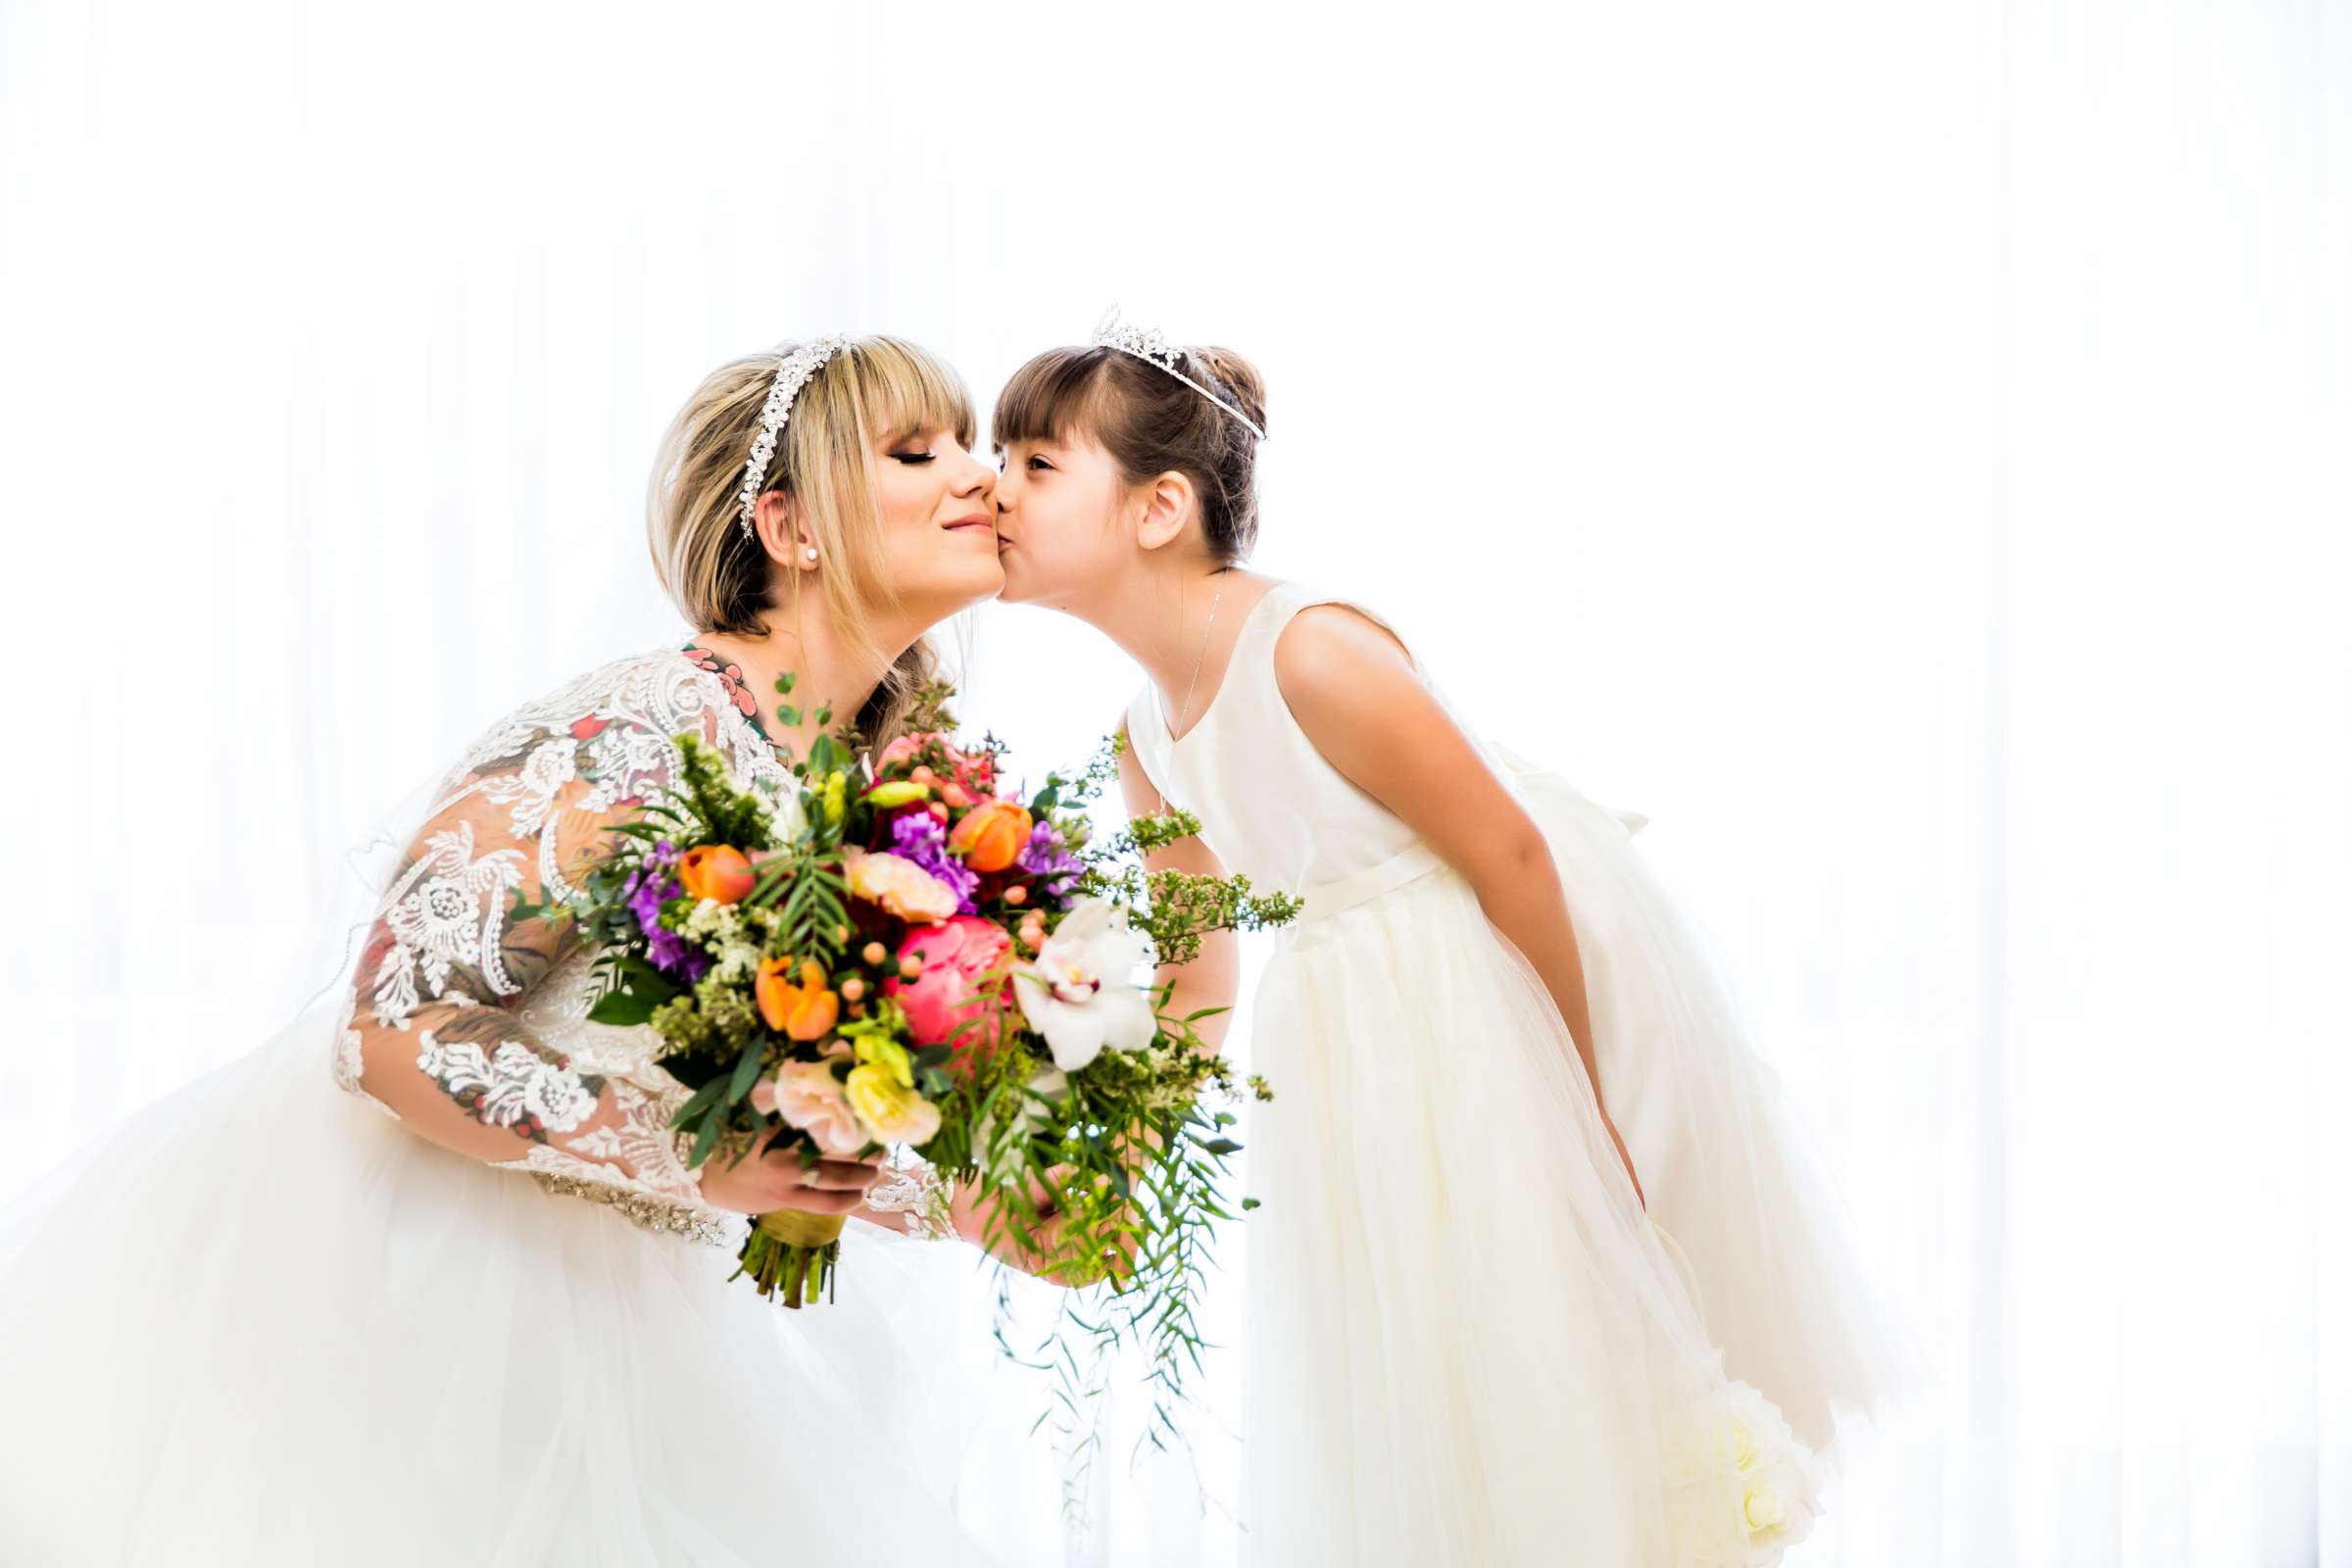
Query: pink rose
[[754, 1060, 865, 1156], [886, 915, 1013, 1058], [840, 846, 960, 924]]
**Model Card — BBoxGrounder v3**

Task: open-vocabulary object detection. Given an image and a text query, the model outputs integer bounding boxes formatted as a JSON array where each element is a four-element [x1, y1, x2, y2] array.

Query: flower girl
[[984, 316, 1898, 1565]]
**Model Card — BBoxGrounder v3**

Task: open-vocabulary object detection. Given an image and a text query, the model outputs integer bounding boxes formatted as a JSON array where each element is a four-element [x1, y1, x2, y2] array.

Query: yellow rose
[[845, 1062, 942, 1146], [1742, 1481, 1788, 1536], [853, 1032, 915, 1089]]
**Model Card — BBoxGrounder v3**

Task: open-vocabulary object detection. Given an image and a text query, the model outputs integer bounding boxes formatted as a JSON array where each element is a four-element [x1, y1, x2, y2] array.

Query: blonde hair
[[649, 336, 978, 750]]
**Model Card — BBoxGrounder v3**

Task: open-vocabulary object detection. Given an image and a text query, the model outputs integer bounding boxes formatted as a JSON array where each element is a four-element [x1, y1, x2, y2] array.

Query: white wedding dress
[[1124, 582, 1895, 1566], [0, 649, 1022, 1566]]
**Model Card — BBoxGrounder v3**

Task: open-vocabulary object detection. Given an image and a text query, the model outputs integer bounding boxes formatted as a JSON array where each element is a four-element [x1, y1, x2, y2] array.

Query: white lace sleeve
[[862, 1154, 956, 1240], [333, 649, 792, 1242]]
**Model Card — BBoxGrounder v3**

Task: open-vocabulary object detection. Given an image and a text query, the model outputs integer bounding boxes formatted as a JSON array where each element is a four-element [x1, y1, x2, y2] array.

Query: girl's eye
[[1026, 456, 1054, 472]]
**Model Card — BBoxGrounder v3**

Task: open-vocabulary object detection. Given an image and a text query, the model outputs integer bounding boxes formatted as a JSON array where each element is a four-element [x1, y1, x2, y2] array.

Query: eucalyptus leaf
[[689, 1113, 727, 1169], [725, 1034, 767, 1105]]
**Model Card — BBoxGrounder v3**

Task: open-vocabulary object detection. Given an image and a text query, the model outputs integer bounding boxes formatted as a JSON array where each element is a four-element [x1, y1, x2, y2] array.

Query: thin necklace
[[1156, 580, 1232, 822], [1168, 577, 1225, 742]]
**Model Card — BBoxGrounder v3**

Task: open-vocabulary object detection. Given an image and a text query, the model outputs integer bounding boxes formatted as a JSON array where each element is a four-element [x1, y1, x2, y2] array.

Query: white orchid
[[1011, 899, 1158, 1072]]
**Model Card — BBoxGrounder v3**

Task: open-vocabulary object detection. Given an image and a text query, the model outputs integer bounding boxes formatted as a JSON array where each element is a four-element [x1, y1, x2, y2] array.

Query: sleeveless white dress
[[0, 650, 1029, 1566], [1125, 582, 1887, 1566]]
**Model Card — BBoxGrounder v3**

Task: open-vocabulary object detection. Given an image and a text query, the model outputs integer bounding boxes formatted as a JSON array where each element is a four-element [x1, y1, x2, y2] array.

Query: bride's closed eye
[[890, 449, 937, 466]]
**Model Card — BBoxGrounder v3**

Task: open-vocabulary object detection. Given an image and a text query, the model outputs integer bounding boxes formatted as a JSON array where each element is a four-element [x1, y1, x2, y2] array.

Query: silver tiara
[[738, 334, 855, 538], [1091, 307, 1266, 440]]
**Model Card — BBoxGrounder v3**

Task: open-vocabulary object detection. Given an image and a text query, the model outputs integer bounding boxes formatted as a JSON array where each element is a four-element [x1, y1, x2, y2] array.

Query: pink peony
[[840, 846, 960, 923], [876, 731, 997, 794], [875, 732, 937, 771], [753, 1060, 866, 1156], [886, 915, 1014, 1056]]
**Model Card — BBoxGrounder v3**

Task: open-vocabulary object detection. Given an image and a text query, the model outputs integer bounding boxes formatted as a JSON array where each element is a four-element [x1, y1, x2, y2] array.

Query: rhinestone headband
[[1090, 307, 1266, 441], [737, 334, 855, 538]]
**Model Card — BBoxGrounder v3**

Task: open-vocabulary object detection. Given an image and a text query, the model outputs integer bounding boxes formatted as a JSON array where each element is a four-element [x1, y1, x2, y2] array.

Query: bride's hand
[[696, 1127, 882, 1216]]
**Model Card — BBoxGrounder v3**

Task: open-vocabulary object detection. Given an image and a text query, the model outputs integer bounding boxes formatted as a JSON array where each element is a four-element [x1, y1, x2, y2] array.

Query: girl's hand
[[951, 1164, 1138, 1284], [696, 1126, 882, 1216], [947, 1165, 1063, 1272]]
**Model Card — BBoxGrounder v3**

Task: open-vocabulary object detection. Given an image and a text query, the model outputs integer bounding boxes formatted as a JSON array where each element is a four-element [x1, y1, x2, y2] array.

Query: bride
[[0, 334, 1036, 1565]]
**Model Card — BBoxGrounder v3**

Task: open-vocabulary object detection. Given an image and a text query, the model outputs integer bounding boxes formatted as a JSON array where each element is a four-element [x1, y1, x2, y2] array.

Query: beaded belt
[[527, 1170, 739, 1248]]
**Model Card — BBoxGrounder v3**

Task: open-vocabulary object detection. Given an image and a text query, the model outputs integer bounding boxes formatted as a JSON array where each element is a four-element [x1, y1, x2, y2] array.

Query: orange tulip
[[679, 845, 756, 905], [756, 957, 840, 1041], [948, 801, 1033, 874]]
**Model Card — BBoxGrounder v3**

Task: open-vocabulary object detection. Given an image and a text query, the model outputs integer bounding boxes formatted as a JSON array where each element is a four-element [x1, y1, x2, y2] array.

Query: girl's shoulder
[[1263, 586, 1420, 677]]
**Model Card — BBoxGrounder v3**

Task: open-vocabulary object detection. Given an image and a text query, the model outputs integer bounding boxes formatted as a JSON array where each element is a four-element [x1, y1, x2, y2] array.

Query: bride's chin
[[950, 556, 1007, 606], [992, 558, 1040, 606]]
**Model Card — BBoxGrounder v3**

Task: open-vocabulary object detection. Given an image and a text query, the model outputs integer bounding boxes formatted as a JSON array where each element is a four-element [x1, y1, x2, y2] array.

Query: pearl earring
[[803, 547, 818, 563]]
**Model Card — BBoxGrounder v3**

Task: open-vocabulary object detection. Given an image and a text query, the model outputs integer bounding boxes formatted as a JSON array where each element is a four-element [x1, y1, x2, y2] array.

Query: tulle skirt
[[1239, 854, 1826, 1567], [1506, 757, 1902, 1451], [0, 1006, 1029, 1566]]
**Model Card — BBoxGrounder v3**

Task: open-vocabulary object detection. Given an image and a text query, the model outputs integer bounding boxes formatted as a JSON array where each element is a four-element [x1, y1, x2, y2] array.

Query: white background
[[2, 1, 2346, 1563]]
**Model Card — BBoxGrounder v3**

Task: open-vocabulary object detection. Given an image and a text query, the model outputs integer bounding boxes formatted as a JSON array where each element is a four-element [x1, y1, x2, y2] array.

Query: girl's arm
[[851, 727, 1235, 1276], [1271, 606, 1643, 1202], [1115, 723, 1244, 1058]]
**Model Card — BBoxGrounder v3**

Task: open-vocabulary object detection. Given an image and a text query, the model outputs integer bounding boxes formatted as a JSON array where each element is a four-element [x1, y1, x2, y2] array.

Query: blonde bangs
[[839, 334, 977, 449]]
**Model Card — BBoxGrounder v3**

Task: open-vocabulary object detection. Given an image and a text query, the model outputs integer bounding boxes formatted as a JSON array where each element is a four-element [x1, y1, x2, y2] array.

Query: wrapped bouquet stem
[[741, 1208, 844, 1307]]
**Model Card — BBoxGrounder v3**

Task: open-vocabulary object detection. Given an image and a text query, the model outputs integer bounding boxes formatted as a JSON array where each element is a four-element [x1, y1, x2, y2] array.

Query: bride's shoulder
[[436, 645, 779, 802]]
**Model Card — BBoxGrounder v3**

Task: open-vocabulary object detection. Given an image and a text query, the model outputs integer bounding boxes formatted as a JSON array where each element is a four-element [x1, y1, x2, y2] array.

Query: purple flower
[[889, 811, 980, 914], [648, 924, 710, 982], [1017, 820, 1084, 906], [626, 842, 708, 980], [626, 870, 672, 935]]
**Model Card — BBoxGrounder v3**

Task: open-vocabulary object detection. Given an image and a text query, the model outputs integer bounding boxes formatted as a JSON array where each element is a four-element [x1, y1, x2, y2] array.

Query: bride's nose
[[949, 447, 996, 498]]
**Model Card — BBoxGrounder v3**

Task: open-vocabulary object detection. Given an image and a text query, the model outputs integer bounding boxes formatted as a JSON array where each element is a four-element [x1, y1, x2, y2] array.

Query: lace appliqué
[[495, 946, 710, 1219], [338, 649, 799, 1234], [493, 1078, 726, 1245], [433, 649, 794, 909], [865, 1156, 956, 1240], [416, 1030, 602, 1133], [515, 948, 672, 1079], [332, 1029, 401, 1120], [370, 822, 527, 1029]]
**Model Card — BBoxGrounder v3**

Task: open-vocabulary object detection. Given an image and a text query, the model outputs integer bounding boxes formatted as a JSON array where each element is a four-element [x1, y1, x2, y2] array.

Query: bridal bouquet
[[566, 678, 1294, 1401]]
